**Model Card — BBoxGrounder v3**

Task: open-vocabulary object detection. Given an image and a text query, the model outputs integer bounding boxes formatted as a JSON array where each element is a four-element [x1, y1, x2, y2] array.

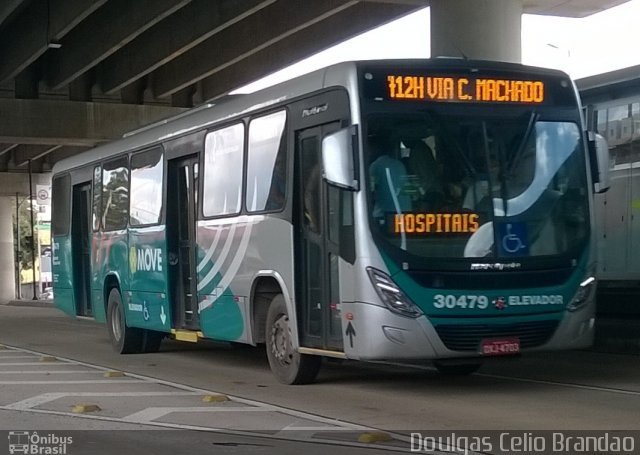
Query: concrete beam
[[0, 144, 19, 157], [0, 0, 26, 25], [48, 0, 192, 89], [99, 0, 275, 95], [0, 0, 107, 84], [151, 0, 361, 99], [0, 98, 187, 146], [14, 145, 62, 167], [201, 1, 417, 100]]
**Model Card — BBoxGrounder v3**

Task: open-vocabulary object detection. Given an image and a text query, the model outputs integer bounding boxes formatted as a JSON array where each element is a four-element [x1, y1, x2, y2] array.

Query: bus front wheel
[[265, 294, 321, 385], [106, 288, 143, 354]]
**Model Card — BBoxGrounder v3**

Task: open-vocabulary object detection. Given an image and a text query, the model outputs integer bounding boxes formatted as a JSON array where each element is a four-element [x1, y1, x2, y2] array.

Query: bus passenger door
[[296, 125, 344, 352], [71, 182, 92, 316], [167, 156, 200, 330]]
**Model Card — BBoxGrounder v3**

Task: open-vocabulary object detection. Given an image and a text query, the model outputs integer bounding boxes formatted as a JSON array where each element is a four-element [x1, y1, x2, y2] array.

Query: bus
[[578, 69, 640, 311], [51, 59, 609, 384]]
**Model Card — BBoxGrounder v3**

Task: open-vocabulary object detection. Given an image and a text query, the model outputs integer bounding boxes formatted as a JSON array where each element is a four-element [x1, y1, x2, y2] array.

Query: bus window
[[102, 156, 129, 231], [130, 148, 163, 226], [246, 110, 287, 212], [203, 123, 244, 217], [92, 166, 101, 231], [52, 174, 71, 236]]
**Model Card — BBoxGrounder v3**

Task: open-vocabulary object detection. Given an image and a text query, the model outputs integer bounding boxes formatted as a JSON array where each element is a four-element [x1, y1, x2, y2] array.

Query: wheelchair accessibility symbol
[[498, 223, 528, 256], [142, 301, 150, 321]]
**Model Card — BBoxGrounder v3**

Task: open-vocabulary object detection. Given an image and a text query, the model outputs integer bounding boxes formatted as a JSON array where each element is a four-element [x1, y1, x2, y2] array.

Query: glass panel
[[130, 148, 163, 226], [92, 166, 101, 231], [193, 162, 199, 210], [203, 123, 244, 217], [365, 110, 589, 262], [607, 104, 631, 167], [632, 103, 640, 164], [595, 109, 607, 137], [246, 110, 287, 212], [328, 185, 339, 242], [102, 157, 129, 231], [302, 137, 321, 233], [52, 175, 71, 236]]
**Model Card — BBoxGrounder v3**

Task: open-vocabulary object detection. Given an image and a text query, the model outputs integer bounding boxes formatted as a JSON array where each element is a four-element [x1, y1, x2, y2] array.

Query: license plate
[[481, 338, 520, 356]]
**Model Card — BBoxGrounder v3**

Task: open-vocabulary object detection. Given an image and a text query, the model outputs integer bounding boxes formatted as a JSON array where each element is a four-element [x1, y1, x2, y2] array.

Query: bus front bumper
[[340, 302, 594, 361]]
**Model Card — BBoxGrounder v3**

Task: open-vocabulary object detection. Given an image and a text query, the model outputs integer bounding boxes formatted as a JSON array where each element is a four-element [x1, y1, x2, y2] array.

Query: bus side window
[[101, 156, 129, 231], [52, 174, 71, 236], [246, 110, 287, 212], [92, 166, 102, 231], [130, 148, 163, 226], [203, 123, 244, 217]]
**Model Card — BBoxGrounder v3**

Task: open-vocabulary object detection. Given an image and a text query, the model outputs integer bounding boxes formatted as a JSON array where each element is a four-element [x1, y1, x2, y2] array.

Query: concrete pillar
[[0, 197, 17, 303], [430, 0, 523, 63]]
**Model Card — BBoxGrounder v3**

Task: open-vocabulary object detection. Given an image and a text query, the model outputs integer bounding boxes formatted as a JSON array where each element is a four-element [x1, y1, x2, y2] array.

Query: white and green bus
[[51, 59, 609, 384]]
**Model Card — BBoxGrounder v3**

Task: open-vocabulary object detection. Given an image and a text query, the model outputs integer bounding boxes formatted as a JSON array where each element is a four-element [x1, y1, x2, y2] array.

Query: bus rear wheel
[[106, 288, 143, 354], [265, 294, 321, 385]]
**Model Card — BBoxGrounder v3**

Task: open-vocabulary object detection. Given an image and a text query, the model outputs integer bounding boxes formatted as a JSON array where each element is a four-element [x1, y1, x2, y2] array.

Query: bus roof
[[52, 58, 569, 176]]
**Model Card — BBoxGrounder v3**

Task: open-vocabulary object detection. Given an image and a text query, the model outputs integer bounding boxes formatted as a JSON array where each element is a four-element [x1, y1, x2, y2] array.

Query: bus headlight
[[366, 267, 423, 318], [567, 276, 596, 312]]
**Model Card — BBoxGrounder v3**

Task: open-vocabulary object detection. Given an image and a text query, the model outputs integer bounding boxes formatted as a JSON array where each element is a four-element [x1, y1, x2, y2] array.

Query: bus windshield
[[365, 108, 589, 267]]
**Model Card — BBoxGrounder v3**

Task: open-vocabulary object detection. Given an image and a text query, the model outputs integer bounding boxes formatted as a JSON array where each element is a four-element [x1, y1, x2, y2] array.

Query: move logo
[[129, 246, 163, 274]]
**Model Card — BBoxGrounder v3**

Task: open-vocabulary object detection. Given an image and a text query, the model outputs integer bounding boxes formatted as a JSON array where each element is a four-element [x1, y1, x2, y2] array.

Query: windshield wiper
[[421, 110, 476, 177]]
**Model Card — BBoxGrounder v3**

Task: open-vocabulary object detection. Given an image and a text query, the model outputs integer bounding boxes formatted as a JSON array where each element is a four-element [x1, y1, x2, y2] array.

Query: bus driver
[[369, 138, 412, 218]]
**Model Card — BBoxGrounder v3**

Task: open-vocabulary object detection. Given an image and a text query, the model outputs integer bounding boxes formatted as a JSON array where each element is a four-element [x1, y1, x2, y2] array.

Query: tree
[[12, 197, 37, 271]]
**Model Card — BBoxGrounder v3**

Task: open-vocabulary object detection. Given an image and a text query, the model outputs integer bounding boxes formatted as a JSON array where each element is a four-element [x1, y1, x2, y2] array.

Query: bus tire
[[106, 288, 143, 354], [433, 360, 482, 376], [266, 294, 321, 385]]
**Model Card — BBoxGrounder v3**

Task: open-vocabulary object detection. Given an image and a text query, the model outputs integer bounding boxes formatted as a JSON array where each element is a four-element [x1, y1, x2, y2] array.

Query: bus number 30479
[[433, 295, 489, 309]]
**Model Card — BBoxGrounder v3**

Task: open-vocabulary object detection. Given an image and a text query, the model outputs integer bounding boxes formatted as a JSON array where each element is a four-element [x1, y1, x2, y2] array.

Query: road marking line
[[0, 344, 389, 435], [6, 392, 202, 410], [123, 406, 277, 423], [0, 346, 410, 448], [0, 406, 410, 452]]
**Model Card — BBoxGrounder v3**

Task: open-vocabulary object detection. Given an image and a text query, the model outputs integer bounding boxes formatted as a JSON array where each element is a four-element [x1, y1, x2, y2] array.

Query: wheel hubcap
[[270, 314, 293, 366], [111, 302, 122, 341]]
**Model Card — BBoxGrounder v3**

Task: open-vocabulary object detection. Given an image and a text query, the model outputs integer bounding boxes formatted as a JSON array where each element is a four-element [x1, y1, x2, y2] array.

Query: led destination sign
[[392, 212, 479, 235], [386, 75, 545, 104]]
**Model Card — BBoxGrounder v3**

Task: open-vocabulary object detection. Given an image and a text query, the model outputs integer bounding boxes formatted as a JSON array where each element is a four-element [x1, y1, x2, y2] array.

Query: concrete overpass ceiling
[[522, 0, 631, 17], [0, 0, 629, 174]]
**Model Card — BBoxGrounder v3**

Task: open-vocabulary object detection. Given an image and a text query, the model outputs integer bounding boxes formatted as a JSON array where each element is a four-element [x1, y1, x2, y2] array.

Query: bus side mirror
[[589, 132, 610, 194], [322, 126, 358, 191]]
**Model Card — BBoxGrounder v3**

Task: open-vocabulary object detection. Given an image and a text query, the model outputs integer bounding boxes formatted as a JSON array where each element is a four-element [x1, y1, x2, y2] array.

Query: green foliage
[[12, 197, 36, 269]]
